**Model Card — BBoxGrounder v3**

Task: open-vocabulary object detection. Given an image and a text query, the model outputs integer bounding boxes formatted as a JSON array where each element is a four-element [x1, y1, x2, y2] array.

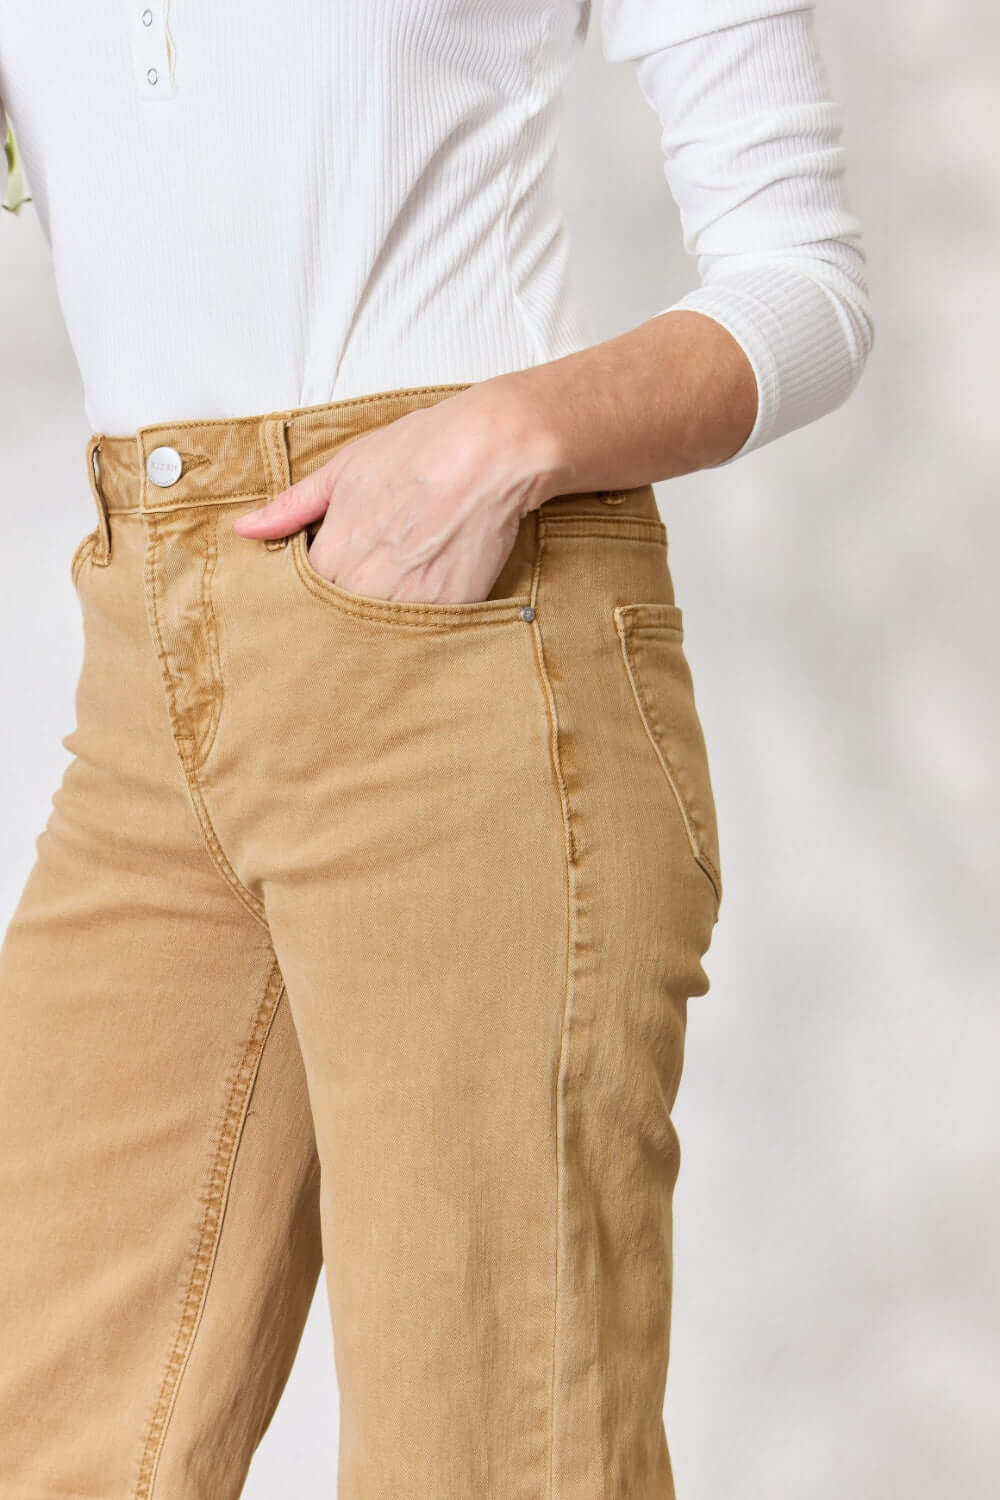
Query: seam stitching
[[260, 417, 293, 550], [525, 525, 578, 1500], [614, 612, 723, 910], [260, 417, 292, 497], [528, 534, 577, 869], [132, 959, 286, 1497], [194, 508, 224, 767], [175, 749, 269, 927], [113, 384, 476, 443], [290, 527, 531, 629], [86, 435, 113, 565], [70, 529, 99, 588], [538, 520, 667, 542], [132, 491, 271, 516], [539, 513, 664, 527], [143, 515, 268, 926]]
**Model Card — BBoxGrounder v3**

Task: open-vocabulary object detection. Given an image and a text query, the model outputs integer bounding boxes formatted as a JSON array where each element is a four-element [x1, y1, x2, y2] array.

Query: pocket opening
[[70, 528, 100, 589], [288, 523, 534, 630], [613, 602, 723, 912]]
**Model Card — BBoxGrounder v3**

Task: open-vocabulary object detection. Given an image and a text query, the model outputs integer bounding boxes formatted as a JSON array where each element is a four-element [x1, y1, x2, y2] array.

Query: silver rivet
[[141, 8, 153, 25], [146, 445, 183, 487], [520, 606, 535, 622], [147, 67, 158, 85]]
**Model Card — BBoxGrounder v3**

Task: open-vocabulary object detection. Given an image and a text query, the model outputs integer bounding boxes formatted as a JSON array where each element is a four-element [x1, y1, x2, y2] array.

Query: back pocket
[[613, 602, 722, 912]]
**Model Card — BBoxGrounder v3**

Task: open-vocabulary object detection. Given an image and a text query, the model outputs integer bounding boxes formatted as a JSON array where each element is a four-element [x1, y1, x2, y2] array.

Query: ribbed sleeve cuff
[[654, 261, 865, 467]]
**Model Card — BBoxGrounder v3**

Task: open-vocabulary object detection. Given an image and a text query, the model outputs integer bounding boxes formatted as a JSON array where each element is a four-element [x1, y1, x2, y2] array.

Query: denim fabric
[[0, 382, 721, 1498]]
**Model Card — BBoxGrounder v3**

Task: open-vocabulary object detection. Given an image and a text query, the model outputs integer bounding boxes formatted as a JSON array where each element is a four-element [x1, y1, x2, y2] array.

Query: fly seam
[[195, 508, 224, 766], [143, 513, 267, 926]]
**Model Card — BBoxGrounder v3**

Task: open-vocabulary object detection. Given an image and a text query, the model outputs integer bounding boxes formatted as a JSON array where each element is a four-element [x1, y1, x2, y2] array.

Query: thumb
[[233, 463, 332, 538]]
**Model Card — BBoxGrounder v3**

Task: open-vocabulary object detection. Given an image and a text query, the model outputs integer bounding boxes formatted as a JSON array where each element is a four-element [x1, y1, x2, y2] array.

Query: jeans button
[[146, 446, 183, 487]]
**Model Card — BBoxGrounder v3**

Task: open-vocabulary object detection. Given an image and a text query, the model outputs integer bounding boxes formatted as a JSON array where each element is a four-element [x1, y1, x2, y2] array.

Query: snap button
[[141, 8, 153, 24], [146, 445, 183, 487], [147, 66, 159, 85]]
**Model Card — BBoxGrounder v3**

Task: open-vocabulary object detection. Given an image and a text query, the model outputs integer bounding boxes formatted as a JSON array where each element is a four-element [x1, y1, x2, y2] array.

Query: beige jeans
[[0, 383, 722, 1499]]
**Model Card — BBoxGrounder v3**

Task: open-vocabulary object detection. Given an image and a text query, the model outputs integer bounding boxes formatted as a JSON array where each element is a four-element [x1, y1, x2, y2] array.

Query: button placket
[[127, 0, 178, 101]]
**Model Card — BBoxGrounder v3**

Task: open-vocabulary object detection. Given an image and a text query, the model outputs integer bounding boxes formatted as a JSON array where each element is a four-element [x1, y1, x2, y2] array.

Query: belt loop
[[85, 434, 112, 565], [259, 415, 293, 550]]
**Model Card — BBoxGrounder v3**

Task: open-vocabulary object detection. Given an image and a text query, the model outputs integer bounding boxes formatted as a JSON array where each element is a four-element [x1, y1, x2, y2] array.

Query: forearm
[[491, 308, 759, 502], [488, 1, 875, 507]]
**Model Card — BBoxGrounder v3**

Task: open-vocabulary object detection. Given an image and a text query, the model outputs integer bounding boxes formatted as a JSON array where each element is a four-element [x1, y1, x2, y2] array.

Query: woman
[[0, 2, 872, 1496]]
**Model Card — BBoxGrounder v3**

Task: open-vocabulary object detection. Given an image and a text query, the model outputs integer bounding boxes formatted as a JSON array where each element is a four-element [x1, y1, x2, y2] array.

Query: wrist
[[476, 372, 577, 516]]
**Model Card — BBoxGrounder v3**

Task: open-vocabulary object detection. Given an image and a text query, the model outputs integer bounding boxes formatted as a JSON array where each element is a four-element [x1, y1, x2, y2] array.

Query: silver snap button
[[146, 445, 183, 487], [520, 606, 535, 622], [147, 66, 158, 85], [141, 8, 153, 25]]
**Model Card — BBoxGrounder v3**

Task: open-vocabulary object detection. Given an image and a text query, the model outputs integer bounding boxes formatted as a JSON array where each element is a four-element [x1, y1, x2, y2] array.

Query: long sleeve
[[600, 0, 874, 464]]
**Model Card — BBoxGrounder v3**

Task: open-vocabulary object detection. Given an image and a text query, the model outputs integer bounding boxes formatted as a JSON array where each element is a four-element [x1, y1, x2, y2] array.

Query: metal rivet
[[141, 8, 153, 25], [520, 606, 535, 622], [147, 66, 158, 85], [599, 490, 627, 506]]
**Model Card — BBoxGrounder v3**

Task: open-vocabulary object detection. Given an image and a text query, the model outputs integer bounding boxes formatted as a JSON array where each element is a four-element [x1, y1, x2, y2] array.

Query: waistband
[[83, 381, 662, 524]]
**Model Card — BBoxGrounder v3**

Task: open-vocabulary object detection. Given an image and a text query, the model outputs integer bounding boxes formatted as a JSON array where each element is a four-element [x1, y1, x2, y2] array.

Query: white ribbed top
[[0, 0, 872, 463]]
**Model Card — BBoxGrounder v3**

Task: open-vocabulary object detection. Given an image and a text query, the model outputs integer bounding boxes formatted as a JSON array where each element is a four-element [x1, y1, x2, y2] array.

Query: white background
[[1, 2, 996, 1495]]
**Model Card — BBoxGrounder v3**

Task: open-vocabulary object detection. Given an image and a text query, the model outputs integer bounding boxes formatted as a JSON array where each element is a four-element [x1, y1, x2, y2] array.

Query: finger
[[306, 514, 352, 584], [232, 464, 333, 538]]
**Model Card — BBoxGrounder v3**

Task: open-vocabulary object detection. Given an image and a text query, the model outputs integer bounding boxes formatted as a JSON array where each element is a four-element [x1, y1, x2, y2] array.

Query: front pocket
[[613, 601, 723, 912], [70, 527, 99, 589], [288, 521, 534, 630]]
